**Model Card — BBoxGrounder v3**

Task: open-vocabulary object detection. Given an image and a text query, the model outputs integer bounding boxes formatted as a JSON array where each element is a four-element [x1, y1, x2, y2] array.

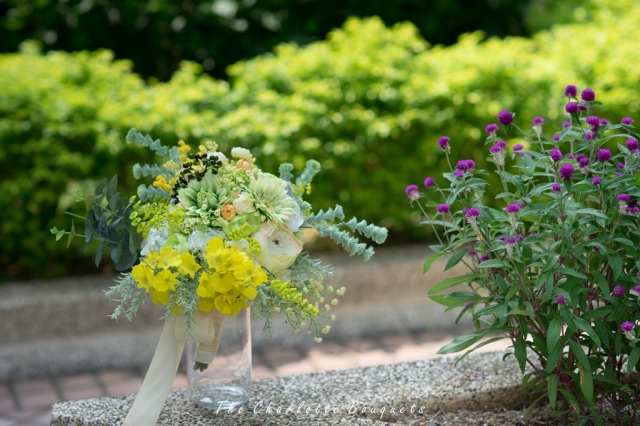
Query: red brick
[[20, 390, 59, 410], [14, 380, 54, 395]]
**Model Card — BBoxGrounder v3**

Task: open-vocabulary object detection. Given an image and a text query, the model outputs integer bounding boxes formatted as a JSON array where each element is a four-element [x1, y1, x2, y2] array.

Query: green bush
[[3, 0, 640, 280], [0, 0, 530, 80], [0, 42, 229, 279]]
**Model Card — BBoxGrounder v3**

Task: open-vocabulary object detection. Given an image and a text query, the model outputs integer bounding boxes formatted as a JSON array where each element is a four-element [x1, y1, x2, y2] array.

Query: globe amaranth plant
[[408, 86, 640, 425]]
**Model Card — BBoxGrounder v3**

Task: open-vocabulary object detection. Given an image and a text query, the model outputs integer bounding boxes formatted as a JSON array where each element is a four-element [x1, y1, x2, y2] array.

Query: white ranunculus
[[252, 223, 302, 274], [231, 147, 252, 160], [285, 198, 304, 232], [140, 226, 169, 256], [233, 193, 255, 214]]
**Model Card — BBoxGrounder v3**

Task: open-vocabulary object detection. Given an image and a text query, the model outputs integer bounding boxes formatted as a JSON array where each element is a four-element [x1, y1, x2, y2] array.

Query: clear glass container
[[186, 308, 252, 410]]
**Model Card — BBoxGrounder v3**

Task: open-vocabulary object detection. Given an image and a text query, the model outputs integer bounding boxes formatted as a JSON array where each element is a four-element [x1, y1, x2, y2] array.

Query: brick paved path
[[0, 330, 510, 425]]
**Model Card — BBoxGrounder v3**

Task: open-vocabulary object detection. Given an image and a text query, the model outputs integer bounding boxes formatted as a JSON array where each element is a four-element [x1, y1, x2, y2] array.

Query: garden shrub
[[3, 0, 640, 279]]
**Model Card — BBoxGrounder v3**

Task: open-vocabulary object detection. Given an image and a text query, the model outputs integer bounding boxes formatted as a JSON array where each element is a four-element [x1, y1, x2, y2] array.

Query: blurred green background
[[1, 0, 638, 281]]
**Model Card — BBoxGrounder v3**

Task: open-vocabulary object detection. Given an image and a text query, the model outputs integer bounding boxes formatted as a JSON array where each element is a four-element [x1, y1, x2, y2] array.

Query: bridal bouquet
[[52, 129, 386, 368]]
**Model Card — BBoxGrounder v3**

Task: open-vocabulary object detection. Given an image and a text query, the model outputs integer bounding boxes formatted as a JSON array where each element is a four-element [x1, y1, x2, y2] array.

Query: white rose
[[231, 147, 252, 160], [233, 194, 255, 214], [251, 223, 302, 274]]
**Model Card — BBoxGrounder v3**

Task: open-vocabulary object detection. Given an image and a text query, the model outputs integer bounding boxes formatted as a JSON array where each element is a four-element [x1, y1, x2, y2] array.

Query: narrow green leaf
[[106, 175, 118, 199], [436, 329, 493, 354], [423, 251, 445, 274], [514, 334, 526, 373], [627, 347, 640, 376], [84, 194, 95, 212], [559, 389, 581, 415], [573, 317, 601, 348], [547, 342, 562, 374], [607, 253, 623, 279], [55, 230, 65, 241], [95, 242, 106, 267], [94, 178, 108, 196], [548, 374, 558, 408], [477, 259, 507, 269], [453, 337, 505, 366], [547, 318, 562, 353], [444, 250, 468, 271], [558, 267, 587, 280], [66, 220, 76, 248], [505, 284, 520, 303], [429, 273, 481, 295], [574, 208, 609, 220], [568, 340, 593, 404]]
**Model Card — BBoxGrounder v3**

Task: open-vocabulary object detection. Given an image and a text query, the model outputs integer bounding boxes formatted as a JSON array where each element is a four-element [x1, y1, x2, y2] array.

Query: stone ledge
[[50, 350, 530, 425]]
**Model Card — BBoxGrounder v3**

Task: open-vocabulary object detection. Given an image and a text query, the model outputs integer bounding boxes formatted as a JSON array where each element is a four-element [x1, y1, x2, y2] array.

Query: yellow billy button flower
[[157, 247, 182, 269], [132, 263, 154, 291], [177, 252, 200, 278], [151, 269, 180, 293]]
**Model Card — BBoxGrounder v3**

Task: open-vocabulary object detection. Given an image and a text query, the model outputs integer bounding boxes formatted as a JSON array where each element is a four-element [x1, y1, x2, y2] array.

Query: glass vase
[[186, 308, 252, 410]]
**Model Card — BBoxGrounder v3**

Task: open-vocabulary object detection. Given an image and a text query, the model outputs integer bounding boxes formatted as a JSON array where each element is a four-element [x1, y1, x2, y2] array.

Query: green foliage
[[0, 0, 530, 81], [422, 95, 640, 423], [4, 0, 640, 279]]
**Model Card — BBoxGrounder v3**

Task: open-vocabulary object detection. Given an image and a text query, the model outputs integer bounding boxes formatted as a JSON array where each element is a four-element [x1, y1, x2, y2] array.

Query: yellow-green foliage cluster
[[3, 0, 640, 278]]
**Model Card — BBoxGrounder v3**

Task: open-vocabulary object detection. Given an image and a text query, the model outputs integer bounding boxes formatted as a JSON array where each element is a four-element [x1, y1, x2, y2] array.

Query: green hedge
[[2, 0, 640, 280], [0, 0, 530, 80]]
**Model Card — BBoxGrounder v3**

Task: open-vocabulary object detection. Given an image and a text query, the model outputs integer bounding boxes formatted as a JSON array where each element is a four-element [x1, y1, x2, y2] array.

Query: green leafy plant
[[410, 89, 640, 424]]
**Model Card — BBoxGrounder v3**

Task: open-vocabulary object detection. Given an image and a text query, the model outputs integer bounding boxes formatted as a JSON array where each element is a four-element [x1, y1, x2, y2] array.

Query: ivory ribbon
[[123, 310, 226, 426]]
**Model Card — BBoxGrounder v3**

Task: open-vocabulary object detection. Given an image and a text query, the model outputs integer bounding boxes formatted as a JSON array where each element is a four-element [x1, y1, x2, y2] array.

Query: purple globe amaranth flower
[[437, 204, 450, 214], [586, 115, 600, 131], [616, 172, 622, 177], [622, 117, 634, 125], [556, 295, 565, 304], [467, 251, 477, 257], [581, 88, 596, 102], [566, 154, 577, 159], [617, 162, 625, 169], [405, 185, 420, 201], [560, 163, 575, 180], [457, 159, 476, 171], [597, 149, 612, 162], [565, 102, 579, 114], [466, 208, 481, 218], [424, 176, 435, 188], [438, 136, 450, 152], [503, 236, 517, 244], [496, 140, 508, 149], [513, 144, 524, 152], [592, 176, 602, 185], [464, 301, 475, 309], [613, 285, 626, 297], [453, 170, 464, 179], [578, 102, 588, 111], [565, 85, 577, 98], [498, 110, 514, 126], [485, 123, 499, 133], [632, 285, 640, 296], [505, 203, 520, 213], [530, 232, 538, 237], [621, 321, 635, 332], [594, 246, 601, 252], [552, 183, 563, 192], [577, 156, 590, 168], [600, 118, 609, 125], [553, 134, 560, 141], [626, 138, 639, 153], [584, 131, 596, 141], [630, 206, 640, 214], [617, 193, 630, 202], [516, 233, 524, 240], [480, 254, 490, 262], [489, 145, 503, 153], [562, 121, 571, 128], [532, 117, 544, 125], [550, 148, 562, 162]]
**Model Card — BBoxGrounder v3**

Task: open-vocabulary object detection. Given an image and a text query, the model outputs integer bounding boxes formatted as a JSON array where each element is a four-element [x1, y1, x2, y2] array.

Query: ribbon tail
[[123, 317, 184, 426], [195, 310, 226, 365]]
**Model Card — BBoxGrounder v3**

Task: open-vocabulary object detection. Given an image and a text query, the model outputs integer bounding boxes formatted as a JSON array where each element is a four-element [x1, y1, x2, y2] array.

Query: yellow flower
[[198, 297, 216, 312], [197, 272, 217, 299], [157, 247, 182, 269], [151, 269, 179, 292], [151, 289, 171, 305], [132, 263, 154, 291], [144, 251, 161, 269], [233, 259, 267, 287], [153, 175, 172, 191], [177, 252, 201, 278], [214, 289, 249, 316]]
